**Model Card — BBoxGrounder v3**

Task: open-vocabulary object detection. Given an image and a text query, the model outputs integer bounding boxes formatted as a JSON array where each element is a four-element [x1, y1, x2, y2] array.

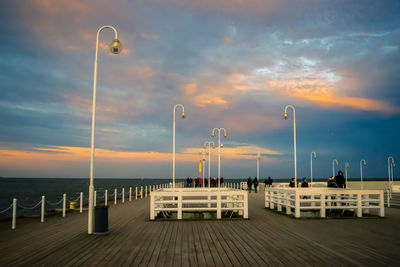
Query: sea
[[0, 177, 396, 219]]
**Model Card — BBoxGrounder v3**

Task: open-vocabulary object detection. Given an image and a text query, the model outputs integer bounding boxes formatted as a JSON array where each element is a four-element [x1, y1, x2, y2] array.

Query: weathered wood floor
[[0, 192, 399, 266]]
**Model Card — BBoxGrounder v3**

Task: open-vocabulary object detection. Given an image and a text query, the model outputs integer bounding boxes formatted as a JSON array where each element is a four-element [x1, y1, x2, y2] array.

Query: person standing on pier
[[268, 176, 273, 187], [253, 177, 259, 192], [301, 177, 309, 187], [335, 171, 346, 188], [289, 178, 296, 187], [247, 177, 253, 192], [264, 178, 269, 188]]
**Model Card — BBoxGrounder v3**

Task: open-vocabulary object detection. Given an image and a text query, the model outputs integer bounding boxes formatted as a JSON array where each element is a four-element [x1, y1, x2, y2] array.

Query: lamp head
[[220, 143, 224, 148], [224, 133, 227, 138], [283, 112, 288, 120], [211, 132, 215, 138], [181, 111, 186, 119], [110, 39, 123, 54]]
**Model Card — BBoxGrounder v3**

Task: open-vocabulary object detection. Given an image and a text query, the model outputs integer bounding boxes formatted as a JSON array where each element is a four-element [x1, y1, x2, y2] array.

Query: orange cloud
[[268, 79, 398, 114], [184, 145, 280, 160]]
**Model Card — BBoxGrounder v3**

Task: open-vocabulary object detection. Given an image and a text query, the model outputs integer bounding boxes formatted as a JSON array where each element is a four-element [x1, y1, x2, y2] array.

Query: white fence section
[[150, 188, 248, 220], [265, 187, 384, 218]]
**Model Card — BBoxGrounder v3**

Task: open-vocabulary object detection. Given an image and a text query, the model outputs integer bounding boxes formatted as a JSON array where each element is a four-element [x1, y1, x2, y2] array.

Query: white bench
[[150, 188, 248, 220], [265, 187, 384, 218]]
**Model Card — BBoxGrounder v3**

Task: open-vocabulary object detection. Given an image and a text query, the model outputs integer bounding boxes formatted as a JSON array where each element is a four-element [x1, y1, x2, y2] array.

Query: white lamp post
[[201, 148, 206, 187], [345, 162, 349, 187], [172, 104, 185, 189], [360, 159, 366, 189], [310, 152, 317, 187], [88, 25, 122, 235], [257, 152, 261, 183], [211, 128, 227, 188], [332, 159, 338, 178], [204, 141, 215, 188], [388, 156, 395, 186], [283, 105, 297, 187]]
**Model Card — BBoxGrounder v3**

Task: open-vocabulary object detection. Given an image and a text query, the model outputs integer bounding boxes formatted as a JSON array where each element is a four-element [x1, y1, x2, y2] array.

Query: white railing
[[265, 187, 384, 218], [1, 182, 178, 230], [150, 188, 248, 220]]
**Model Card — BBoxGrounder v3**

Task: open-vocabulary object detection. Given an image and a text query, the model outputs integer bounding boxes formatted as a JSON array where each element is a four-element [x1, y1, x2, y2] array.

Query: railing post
[[217, 193, 222, 219], [270, 191, 274, 209], [145, 186, 148, 198], [141, 186, 143, 199], [177, 194, 182, 220], [387, 190, 390, 207], [150, 193, 155, 220], [265, 188, 269, 208], [41, 196, 45, 223], [122, 188, 125, 203], [277, 191, 282, 212], [357, 193, 362, 217], [244, 192, 248, 219], [80, 192, 83, 213], [12, 198, 16, 230], [94, 191, 97, 207], [379, 191, 384, 217], [63, 193, 66, 217], [320, 193, 326, 218], [286, 192, 291, 215], [295, 190, 300, 218], [105, 189, 108, 206], [129, 187, 132, 201], [114, 189, 117, 205], [135, 187, 138, 200]]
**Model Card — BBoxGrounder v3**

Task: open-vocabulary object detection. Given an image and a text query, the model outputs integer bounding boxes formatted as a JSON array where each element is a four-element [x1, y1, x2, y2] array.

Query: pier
[[1, 192, 399, 266]]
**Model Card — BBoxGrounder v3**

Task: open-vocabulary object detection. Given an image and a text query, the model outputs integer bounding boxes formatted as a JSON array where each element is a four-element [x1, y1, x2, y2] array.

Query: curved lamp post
[[310, 152, 317, 187], [88, 25, 122, 235], [360, 159, 366, 189], [283, 105, 297, 187], [345, 162, 349, 187], [204, 141, 215, 188], [332, 159, 339, 178], [200, 148, 207, 187], [172, 104, 185, 189], [211, 128, 227, 188], [257, 152, 261, 185], [388, 156, 395, 186]]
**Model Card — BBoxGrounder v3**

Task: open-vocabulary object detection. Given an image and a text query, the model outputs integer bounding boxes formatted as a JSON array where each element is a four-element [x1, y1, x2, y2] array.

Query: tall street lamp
[[360, 159, 366, 189], [345, 162, 349, 187], [332, 159, 338, 178], [257, 152, 261, 184], [310, 152, 317, 187], [201, 148, 207, 187], [88, 25, 122, 235], [388, 156, 395, 186], [204, 141, 215, 188], [283, 105, 297, 187], [172, 104, 185, 189], [211, 128, 227, 188]]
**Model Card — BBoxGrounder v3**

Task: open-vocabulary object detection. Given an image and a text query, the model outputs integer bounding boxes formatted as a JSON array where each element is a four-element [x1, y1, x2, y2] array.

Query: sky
[[0, 0, 399, 179]]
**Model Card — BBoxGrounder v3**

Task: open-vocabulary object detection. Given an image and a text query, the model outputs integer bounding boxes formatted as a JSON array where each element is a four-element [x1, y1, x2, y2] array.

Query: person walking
[[253, 177, 259, 193], [247, 177, 252, 193]]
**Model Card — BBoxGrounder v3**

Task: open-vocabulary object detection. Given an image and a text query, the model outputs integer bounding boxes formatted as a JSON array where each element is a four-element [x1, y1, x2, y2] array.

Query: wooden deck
[[0, 192, 399, 266]]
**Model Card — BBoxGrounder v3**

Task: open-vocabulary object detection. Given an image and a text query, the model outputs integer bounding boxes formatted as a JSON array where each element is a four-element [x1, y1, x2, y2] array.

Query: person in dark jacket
[[264, 178, 268, 188], [247, 177, 252, 192], [268, 177, 273, 187], [253, 177, 259, 193], [301, 177, 309, 187], [289, 178, 295, 188], [335, 171, 346, 188]]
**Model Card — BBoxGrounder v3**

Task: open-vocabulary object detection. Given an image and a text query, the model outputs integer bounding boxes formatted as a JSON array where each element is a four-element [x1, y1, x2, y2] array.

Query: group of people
[[247, 177, 259, 192], [288, 171, 346, 188], [186, 177, 224, 187]]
